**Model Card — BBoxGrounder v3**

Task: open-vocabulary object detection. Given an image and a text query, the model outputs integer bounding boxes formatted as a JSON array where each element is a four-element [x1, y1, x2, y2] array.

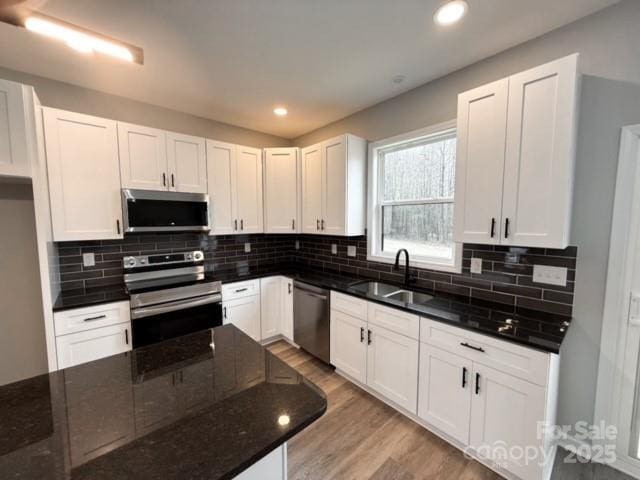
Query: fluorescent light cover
[[25, 16, 134, 62], [273, 107, 288, 116], [434, 0, 468, 26]]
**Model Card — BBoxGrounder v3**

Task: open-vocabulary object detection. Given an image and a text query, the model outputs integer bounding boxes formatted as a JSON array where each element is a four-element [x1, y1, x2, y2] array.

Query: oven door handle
[[131, 294, 222, 320]]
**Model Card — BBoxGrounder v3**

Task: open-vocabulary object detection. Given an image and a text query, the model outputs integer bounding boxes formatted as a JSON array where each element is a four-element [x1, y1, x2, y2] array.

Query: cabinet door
[[64, 353, 135, 466], [166, 131, 207, 193], [470, 363, 546, 480], [366, 324, 419, 413], [418, 344, 472, 444], [260, 277, 282, 340], [330, 310, 367, 384], [43, 108, 123, 241], [56, 323, 131, 369], [301, 144, 323, 234], [0, 79, 29, 178], [118, 122, 168, 190], [223, 295, 261, 342], [453, 79, 509, 244], [264, 148, 299, 233], [235, 146, 263, 233], [502, 54, 578, 248], [281, 278, 294, 341], [207, 140, 237, 235], [321, 135, 347, 235]]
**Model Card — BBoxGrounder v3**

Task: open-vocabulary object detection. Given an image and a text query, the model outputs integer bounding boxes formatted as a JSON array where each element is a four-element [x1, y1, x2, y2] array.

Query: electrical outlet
[[347, 246, 357, 257], [532, 265, 567, 286], [331, 244, 337, 255], [244, 243, 251, 253], [470, 257, 482, 274], [295, 240, 300, 250], [82, 252, 95, 267]]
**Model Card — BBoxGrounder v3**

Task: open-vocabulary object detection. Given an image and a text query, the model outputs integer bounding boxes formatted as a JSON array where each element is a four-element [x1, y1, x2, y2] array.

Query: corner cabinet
[[118, 122, 207, 194], [43, 108, 123, 241], [207, 140, 263, 235], [0, 78, 33, 179], [263, 148, 300, 233], [454, 53, 579, 248], [301, 134, 367, 236]]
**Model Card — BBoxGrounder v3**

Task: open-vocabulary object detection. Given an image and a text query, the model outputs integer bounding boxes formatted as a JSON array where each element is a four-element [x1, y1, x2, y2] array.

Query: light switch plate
[[347, 246, 357, 257], [82, 252, 95, 267], [331, 244, 337, 255], [244, 243, 251, 253], [533, 265, 567, 286], [470, 257, 482, 274]]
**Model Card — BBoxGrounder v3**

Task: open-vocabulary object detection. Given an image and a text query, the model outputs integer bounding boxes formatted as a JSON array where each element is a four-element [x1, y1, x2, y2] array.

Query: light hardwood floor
[[267, 340, 501, 480], [268, 341, 637, 480]]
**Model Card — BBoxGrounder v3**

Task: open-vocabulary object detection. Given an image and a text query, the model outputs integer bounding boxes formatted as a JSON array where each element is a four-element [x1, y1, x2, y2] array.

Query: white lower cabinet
[[54, 301, 132, 369], [330, 310, 367, 384], [281, 278, 294, 341], [223, 295, 261, 342], [366, 324, 419, 413], [261, 277, 282, 340], [418, 344, 472, 444], [233, 443, 287, 480], [469, 364, 547, 480]]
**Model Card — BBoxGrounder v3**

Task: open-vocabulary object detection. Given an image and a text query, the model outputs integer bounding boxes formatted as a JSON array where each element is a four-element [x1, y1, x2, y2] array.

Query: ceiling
[[0, 0, 619, 139]]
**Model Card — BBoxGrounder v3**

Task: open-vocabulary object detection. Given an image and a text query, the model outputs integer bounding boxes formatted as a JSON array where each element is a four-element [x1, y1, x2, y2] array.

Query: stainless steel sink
[[348, 281, 434, 305], [348, 281, 400, 297], [384, 290, 434, 304]]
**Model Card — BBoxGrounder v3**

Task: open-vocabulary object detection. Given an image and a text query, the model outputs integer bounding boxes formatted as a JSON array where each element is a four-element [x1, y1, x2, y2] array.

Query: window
[[368, 121, 462, 272]]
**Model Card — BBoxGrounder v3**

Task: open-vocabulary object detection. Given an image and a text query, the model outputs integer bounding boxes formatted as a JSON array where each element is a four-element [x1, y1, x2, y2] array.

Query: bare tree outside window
[[379, 132, 456, 260]]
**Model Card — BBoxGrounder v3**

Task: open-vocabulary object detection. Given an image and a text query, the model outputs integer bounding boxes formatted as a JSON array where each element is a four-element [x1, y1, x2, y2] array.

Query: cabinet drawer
[[420, 319, 550, 386], [54, 301, 130, 336], [330, 291, 367, 320], [367, 302, 420, 340], [222, 279, 261, 300], [56, 323, 132, 369]]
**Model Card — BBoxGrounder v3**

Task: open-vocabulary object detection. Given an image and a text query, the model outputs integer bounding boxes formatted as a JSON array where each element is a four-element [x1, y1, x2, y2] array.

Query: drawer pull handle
[[360, 327, 365, 343], [223, 307, 227, 319], [125, 328, 129, 345], [460, 342, 485, 353], [367, 329, 372, 345], [235, 288, 248, 293], [83, 315, 107, 322], [462, 366, 467, 388]]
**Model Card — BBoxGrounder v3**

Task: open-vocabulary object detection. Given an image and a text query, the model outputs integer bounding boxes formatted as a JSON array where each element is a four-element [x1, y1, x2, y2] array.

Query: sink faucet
[[394, 249, 412, 285]]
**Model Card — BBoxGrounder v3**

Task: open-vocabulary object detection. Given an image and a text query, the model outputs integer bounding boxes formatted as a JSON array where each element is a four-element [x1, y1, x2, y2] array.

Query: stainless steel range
[[123, 250, 222, 348]]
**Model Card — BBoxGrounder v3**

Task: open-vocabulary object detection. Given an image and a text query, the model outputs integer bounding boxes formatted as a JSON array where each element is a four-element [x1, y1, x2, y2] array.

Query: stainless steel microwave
[[121, 189, 210, 233]]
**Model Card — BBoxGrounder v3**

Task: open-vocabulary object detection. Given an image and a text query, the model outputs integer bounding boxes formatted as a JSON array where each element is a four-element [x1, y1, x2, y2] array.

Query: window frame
[[367, 120, 462, 273]]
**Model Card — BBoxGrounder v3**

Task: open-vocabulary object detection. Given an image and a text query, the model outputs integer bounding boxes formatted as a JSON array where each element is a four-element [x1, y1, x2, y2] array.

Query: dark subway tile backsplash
[[55, 233, 577, 316]]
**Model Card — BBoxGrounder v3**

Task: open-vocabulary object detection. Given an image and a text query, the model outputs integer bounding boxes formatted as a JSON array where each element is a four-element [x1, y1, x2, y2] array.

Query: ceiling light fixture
[[20, 14, 143, 64], [273, 107, 288, 117], [433, 0, 468, 26]]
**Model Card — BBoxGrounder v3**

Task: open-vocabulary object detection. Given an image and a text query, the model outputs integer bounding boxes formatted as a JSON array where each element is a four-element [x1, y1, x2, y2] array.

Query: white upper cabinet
[[454, 54, 579, 248], [118, 123, 168, 190], [235, 145, 263, 233], [263, 148, 300, 233], [0, 79, 31, 179], [166, 131, 207, 193], [207, 141, 263, 235], [207, 140, 236, 235], [43, 108, 123, 241], [301, 143, 323, 233], [301, 134, 366, 236], [454, 79, 509, 244], [501, 54, 579, 248]]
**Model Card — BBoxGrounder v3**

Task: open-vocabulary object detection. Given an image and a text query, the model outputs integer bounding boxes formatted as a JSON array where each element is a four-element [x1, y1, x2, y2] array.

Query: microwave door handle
[[131, 294, 222, 320]]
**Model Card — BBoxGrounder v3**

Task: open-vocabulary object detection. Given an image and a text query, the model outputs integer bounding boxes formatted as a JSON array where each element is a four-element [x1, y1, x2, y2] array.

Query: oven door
[[131, 294, 222, 348], [122, 189, 210, 233]]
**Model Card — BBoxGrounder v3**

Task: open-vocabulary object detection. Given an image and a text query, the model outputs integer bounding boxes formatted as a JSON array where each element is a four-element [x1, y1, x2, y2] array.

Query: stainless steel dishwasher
[[293, 281, 330, 364]]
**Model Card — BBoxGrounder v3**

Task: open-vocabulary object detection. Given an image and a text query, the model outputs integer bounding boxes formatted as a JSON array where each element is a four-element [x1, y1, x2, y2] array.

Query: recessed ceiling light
[[434, 0, 468, 26], [273, 107, 288, 117], [392, 75, 406, 84], [20, 14, 143, 64]]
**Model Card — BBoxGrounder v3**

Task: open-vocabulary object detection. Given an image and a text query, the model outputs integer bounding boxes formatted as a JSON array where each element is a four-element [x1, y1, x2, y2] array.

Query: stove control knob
[[125, 257, 136, 268], [194, 252, 203, 261]]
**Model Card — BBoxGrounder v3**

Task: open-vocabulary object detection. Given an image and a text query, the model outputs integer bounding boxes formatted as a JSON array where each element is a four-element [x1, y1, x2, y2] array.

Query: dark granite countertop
[[0, 325, 327, 479], [53, 263, 571, 353]]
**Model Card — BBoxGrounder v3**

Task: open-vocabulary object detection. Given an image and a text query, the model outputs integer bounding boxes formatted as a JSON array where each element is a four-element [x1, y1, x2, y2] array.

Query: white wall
[[294, 0, 640, 431]]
